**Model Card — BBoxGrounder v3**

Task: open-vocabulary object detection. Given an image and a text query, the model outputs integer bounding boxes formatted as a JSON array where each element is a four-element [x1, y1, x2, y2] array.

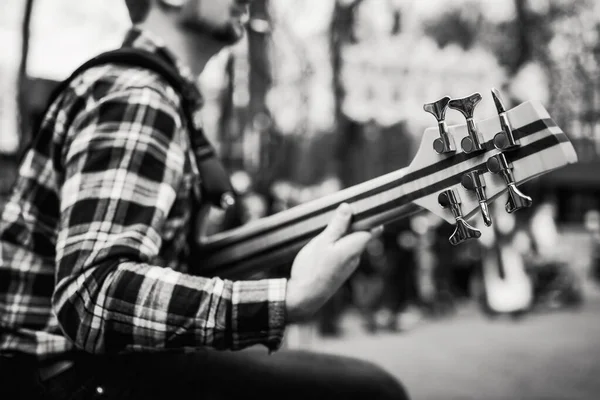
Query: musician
[[0, 0, 408, 399]]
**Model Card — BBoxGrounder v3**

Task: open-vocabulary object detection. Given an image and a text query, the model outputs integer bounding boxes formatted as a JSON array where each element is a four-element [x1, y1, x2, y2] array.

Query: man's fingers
[[348, 254, 361, 270], [320, 203, 353, 243], [370, 225, 384, 238]]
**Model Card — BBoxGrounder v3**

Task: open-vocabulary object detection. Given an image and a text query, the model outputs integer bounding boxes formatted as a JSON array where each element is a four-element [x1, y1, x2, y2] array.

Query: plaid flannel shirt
[[0, 28, 287, 360]]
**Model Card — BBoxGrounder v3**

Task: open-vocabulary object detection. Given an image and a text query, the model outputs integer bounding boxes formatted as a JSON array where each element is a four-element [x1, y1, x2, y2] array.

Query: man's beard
[[180, 17, 245, 45]]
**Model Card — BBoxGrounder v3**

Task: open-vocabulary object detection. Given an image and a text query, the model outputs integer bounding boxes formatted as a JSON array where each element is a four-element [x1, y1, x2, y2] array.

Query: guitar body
[[475, 206, 533, 316], [481, 241, 533, 315]]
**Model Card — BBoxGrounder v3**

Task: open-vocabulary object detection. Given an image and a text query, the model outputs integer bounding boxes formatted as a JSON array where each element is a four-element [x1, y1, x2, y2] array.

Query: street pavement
[[305, 286, 600, 400]]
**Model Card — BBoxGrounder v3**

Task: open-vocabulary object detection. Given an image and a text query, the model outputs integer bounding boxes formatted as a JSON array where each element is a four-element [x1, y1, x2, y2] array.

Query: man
[[0, 0, 409, 398]]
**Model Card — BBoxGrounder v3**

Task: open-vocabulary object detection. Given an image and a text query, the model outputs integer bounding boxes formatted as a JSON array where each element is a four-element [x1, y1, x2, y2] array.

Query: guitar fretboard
[[195, 167, 422, 279]]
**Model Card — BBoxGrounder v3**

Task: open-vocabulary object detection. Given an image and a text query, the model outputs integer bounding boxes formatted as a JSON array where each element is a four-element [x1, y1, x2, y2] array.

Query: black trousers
[[3, 348, 409, 400]]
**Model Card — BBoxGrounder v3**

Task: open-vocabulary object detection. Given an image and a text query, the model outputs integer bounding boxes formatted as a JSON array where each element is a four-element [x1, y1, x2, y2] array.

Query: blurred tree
[[1, 0, 33, 201], [218, 53, 236, 168], [247, 0, 278, 195], [423, 7, 480, 50], [331, 0, 415, 188], [18, 0, 34, 143], [421, 0, 594, 134], [331, 0, 363, 187]]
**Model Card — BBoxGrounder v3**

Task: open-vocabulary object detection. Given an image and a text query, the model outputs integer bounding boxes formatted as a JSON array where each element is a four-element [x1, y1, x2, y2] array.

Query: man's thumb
[[321, 203, 353, 243]]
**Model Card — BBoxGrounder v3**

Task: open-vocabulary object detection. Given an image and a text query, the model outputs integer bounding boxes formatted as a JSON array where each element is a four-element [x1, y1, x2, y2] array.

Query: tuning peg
[[220, 192, 237, 209], [491, 88, 519, 150], [423, 96, 456, 154], [461, 171, 493, 227], [449, 93, 485, 154], [486, 153, 533, 213], [438, 189, 482, 245]]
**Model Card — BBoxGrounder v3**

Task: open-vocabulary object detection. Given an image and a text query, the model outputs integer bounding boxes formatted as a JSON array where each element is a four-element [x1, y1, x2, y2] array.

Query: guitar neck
[[193, 100, 577, 280], [194, 166, 424, 279]]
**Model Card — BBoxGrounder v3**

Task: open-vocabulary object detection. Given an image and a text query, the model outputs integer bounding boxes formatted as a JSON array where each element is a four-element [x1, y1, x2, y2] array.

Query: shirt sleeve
[[52, 84, 287, 354]]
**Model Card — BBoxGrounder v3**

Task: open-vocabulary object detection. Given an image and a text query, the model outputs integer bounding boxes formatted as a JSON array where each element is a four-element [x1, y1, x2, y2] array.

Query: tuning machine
[[486, 153, 533, 213], [461, 171, 492, 227], [449, 93, 485, 154], [424, 96, 456, 154], [438, 189, 481, 245], [491, 88, 520, 150]]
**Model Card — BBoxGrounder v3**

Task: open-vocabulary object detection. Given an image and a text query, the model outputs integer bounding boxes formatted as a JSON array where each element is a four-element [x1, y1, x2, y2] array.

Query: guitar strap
[[23, 47, 235, 209]]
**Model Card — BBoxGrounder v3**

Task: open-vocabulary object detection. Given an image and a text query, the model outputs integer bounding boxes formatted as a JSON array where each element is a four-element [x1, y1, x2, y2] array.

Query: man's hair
[[124, 0, 152, 23]]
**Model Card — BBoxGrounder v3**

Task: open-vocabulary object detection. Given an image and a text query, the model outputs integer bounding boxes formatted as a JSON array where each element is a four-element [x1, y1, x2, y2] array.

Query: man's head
[[124, 0, 251, 45]]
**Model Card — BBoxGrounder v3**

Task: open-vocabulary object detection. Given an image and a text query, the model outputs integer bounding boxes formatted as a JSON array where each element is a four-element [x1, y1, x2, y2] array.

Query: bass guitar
[[192, 90, 578, 280]]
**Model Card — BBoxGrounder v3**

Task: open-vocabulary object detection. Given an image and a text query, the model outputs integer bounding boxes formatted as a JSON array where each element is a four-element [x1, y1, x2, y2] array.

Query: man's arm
[[52, 85, 286, 354]]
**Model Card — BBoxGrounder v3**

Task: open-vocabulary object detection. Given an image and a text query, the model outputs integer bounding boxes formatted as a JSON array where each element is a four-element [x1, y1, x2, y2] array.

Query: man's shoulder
[[51, 62, 188, 151], [68, 62, 182, 109]]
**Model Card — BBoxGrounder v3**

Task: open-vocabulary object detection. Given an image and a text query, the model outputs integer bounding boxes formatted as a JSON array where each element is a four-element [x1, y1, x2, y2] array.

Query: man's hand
[[285, 203, 380, 323]]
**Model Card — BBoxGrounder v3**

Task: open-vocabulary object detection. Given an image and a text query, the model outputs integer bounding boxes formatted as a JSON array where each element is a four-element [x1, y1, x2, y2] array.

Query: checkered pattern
[[0, 28, 286, 360]]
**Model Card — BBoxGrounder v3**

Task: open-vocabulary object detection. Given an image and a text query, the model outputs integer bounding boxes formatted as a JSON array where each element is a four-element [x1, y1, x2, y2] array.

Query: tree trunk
[[331, 1, 366, 188], [1, 0, 34, 200], [18, 0, 35, 145], [247, 0, 275, 194]]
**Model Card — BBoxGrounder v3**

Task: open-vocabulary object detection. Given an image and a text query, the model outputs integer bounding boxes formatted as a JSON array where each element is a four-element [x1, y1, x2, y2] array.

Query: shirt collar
[[122, 27, 199, 92]]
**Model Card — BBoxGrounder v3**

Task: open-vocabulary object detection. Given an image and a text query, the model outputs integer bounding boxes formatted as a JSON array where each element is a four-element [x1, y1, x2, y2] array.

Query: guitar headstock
[[408, 88, 578, 245]]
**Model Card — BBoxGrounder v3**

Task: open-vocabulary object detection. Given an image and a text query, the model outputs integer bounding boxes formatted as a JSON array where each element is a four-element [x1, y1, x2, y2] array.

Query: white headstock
[[407, 90, 578, 245]]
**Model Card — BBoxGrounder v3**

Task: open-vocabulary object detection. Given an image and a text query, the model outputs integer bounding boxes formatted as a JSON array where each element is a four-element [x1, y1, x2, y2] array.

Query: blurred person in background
[[351, 235, 388, 333], [0, 1, 409, 399], [425, 222, 461, 317], [351, 221, 420, 333], [383, 220, 420, 332], [585, 209, 600, 285]]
